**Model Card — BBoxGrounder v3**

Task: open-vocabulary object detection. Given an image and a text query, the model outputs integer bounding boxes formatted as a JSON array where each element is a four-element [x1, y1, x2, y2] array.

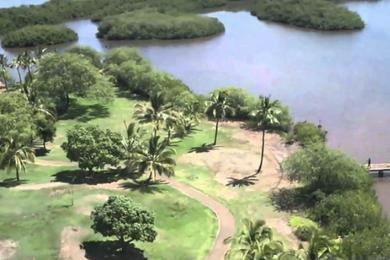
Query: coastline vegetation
[[251, 0, 365, 30], [2, 25, 77, 48], [97, 11, 225, 40]]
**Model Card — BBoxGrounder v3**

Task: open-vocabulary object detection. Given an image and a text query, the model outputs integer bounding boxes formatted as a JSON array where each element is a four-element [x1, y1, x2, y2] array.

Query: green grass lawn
[[0, 184, 217, 259]]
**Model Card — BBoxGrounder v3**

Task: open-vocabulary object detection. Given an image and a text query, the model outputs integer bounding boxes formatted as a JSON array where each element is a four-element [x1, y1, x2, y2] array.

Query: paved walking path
[[30, 159, 235, 260]]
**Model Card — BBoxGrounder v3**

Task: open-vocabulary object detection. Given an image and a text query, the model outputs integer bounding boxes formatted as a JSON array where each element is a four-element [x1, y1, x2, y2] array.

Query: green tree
[[0, 54, 10, 90], [228, 219, 285, 260], [205, 91, 231, 145], [306, 232, 343, 260], [91, 195, 157, 252], [127, 135, 175, 183], [36, 52, 114, 112], [66, 45, 102, 68], [61, 125, 124, 173], [134, 93, 174, 135], [252, 96, 281, 174], [283, 144, 371, 196], [34, 113, 56, 151], [0, 138, 35, 181], [291, 121, 327, 146]]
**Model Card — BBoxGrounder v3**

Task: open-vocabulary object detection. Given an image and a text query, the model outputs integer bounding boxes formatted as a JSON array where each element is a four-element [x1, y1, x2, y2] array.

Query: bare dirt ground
[[59, 226, 89, 260], [11, 182, 68, 191], [0, 240, 17, 260], [180, 125, 297, 192], [266, 217, 300, 248]]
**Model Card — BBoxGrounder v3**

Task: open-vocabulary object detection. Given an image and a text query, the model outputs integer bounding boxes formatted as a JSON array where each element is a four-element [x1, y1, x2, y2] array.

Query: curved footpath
[[30, 159, 236, 259]]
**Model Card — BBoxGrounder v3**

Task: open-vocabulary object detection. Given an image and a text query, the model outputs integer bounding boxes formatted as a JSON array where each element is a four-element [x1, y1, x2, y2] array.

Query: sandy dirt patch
[[0, 240, 17, 260], [179, 129, 295, 191], [76, 194, 109, 216], [59, 226, 89, 260], [11, 182, 68, 191]]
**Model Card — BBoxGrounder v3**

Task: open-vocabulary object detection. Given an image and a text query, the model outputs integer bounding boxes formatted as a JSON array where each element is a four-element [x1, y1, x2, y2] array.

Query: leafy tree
[[291, 121, 327, 146], [0, 138, 35, 181], [34, 113, 56, 151], [104, 47, 145, 66], [205, 91, 231, 145], [0, 92, 35, 145], [134, 93, 174, 135], [0, 54, 10, 90], [228, 219, 285, 260], [252, 96, 281, 174], [127, 135, 175, 183], [35, 52, 114, 112], [91, 195, 157, 252], [66, 45, 102, 68], [312, 191, 385, 236], [283, 144, 371, 196], [61, 125, 124, 173]]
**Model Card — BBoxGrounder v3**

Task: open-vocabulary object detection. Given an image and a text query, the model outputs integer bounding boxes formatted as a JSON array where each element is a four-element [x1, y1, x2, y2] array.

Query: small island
[[2, 25, 78, 48], [97, 11, 225, 40], [251, 0, 365, 31]]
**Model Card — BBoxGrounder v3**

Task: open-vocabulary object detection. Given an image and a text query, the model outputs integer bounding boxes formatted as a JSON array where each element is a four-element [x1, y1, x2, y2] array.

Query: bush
[[283, 144, 372, 196], [2, 25, 77, 48], [289, 216, 319, 241], [295, 226, 315, 241], [289, 121, 327, 146], [312, 191, 385, 236], [251, 0, 364, 31], [66, 45, 102, 68], [97, 11, 225, 40]]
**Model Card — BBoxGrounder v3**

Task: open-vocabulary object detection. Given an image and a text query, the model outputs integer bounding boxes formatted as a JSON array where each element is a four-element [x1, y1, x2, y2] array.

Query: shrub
[[97, 11, 225, 40], [283, 144, 372, 196], [289, 216, 319, 241], [289, 121, 327, 146], [66, 45, 102, 68], [251, 0, 364, 31], [2, 25, 77, 48], [312, 191, 385, 236]]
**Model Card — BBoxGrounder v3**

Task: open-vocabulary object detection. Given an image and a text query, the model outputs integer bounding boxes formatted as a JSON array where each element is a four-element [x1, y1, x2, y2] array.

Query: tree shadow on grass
[[83, 240, 146, 260], [59, 100, 110, 122], [53, 169, 122, 185], [226, 173, 258, 187], [0, 178, 27, 188], [270, 187, 306, 213], [121, 180, 166, 194], [189, 143, 217, 153]]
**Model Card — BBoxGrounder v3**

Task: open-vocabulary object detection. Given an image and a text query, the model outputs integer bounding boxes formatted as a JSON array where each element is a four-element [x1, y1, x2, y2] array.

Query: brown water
[[1, 0, 390, 210]]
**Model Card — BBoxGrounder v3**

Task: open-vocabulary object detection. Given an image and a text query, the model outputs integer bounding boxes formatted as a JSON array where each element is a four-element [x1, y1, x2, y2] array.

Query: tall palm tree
[[134, 92, 174, 135], [123, 121, 145, 156], [228, 219, 285, 260], [205, 91, 231, 145], [0, 54, 10, 90], [252, 96, 281, 174], [128, 135, 176, 183], [0, 138, 35, 181]]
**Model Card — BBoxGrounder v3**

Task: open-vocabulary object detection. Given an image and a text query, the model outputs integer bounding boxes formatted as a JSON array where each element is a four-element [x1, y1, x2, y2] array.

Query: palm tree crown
[[128, 135, 176, 182]]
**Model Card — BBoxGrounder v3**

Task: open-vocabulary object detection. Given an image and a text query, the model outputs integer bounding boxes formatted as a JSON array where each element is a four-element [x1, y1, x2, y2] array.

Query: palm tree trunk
[[43, 140, 47, 151], [213, 118, 219, 145], [16, 168, 20, 181], [16, 68, 22, 84], [256, 129, 266, 174]]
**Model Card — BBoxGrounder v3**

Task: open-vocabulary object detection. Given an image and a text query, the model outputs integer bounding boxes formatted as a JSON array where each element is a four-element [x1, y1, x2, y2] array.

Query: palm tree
[[134, 92, 174, 135], [0, 138, 35, 181], [128, 135, 176, 183], [205, 91, 231, 145], [123, 121, 145, 156], [252, 96, 281, 174], [228, 219, 285, 260], [0, 54, 10, 90]]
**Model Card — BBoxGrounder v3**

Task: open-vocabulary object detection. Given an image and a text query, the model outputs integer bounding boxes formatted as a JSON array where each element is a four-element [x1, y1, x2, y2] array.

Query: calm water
[[1, 0, 390, 209]]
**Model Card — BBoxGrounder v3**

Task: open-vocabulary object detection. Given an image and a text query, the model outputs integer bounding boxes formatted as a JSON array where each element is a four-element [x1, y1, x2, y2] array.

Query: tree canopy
[[61, 125, 124, 173]]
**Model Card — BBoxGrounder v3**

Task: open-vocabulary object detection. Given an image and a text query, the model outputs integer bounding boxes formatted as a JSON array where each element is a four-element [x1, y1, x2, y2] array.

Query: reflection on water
[[1, 0, 390, 213]]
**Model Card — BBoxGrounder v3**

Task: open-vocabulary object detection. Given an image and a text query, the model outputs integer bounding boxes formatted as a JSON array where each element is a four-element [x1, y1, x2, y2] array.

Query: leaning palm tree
[[0, 138, 35, 181], [252, 96, 281, 174], [127, 135, 176, 183], [134, 92, 174, 135], [228, 219, 285, 260], [205, 91, 231, 145]]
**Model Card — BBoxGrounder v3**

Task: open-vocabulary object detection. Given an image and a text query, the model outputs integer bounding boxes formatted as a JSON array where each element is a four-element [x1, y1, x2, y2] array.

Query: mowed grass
[[0, 185, 217, 260]]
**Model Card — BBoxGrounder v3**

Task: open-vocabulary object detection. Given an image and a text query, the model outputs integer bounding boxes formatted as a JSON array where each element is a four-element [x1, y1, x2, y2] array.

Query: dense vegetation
[[0, 0, 234, 35], [251, 0, 365, 30], [97, 11, 225, 40], [2, 25, 77, 48]]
